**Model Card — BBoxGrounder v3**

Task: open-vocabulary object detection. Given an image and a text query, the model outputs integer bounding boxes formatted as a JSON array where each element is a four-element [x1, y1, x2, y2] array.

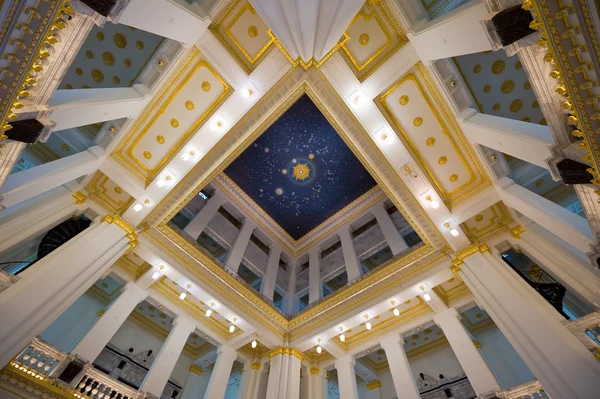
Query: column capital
[[334, 354, 355, 367], [366, 380, 381, 390], [103, 214, 138, 252], [251, 362, 261, 371], [379, 332, 402, 350], [189, 364, 204, 376], [172, 315, 196, 333], [309, 366, 320, 375]]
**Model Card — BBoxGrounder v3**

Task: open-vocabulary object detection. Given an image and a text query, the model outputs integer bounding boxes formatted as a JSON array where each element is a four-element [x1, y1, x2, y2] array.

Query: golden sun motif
[[292, 163, 310, 181]]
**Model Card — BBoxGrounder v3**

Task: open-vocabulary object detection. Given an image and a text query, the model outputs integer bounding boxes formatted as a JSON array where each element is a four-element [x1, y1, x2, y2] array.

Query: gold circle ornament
[[114, 33, 127, 48], [170, 118, 180, 128], [515, 61, 523, 70], [185, 101, 195, 110], [540, 118, 547, 125], [82, 85, 90, 89], [156, 135, 165, 144], [136, 40, 144, 50], [248, 25, 259, 38], [491, 60, 505, 74], [359, 33, 370, 46], [91, 69, 104, 83], [75, 67, 83, 76], [61, 143, 70, 152], [501, 80, 514, 94], [112, 76, 120, 84], [413, 117, 423, 127], [102, 52, 115, 66], [65, 84, 73, 89], [475, 215, 484, 222], [114, 187, 123, 194], [473, 64, 482, 73], [449, 174, 459, 182], [124, 59, 132, 68], [293, 163, 310, 181], [532, 100, 539, 108], [308, 153, 314, 159], [483, 84, 491, 93], [425, 137, 435, 146], [510, 99, 523, 112], [523, 81, 531, 89], [535, 179, 544, 187], [493, 104, 501, 111], [399, 95, 409, 106], [201, 81, 211, 92], [96, 32, 104, 41], [521, 116, 531, 122], [143, 151, 152, 159], [85, 50, 94, 59], [438, 156, 447, 165]]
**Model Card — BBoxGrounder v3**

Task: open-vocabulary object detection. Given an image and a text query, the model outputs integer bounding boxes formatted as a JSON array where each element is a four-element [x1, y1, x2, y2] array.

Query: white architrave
[[370, 202, 408, 256]]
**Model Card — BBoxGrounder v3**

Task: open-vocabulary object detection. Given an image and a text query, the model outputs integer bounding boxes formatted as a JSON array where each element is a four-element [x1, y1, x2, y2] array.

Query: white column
[[334, 355, 359, 399], [72, 282, 147, 363], [307, 367, 326, 399], [241, 362, 262, 399], [458, 248, 600, 399], [116, 0, 211, 47], [0, 142, 26, 192], [180, 365, 211, 399], [141, 316, 196, 396], [0, 186, 81, 255], [285, 261, 298, 315], [0, 147, 105, 209], [379, 333, 421, 399], [225, 219, 256, 273], [339, 226, 362, 281], [308, 246, 322, 304], [183, 191, 226, 239], [260, 244, 282, 300], [460, 110, 555, 170], [433, 308, 499, 395], [496, 177, 593, 253], [265, 350, 285, 399], [406, 0, 493, 62], [0, 216, 133, 367], [370, 203, 408, 256], [49, 85, 151, 131], [287, 352, 302, 399], [365, 380, 382, 399], [203, 345, 237, 399]]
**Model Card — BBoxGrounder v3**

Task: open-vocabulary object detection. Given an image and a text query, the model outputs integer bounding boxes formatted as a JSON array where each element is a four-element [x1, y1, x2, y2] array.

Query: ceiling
[[59, 23, 163, 90], [454, 50, 545, 125], [224, 94, 377, 240]]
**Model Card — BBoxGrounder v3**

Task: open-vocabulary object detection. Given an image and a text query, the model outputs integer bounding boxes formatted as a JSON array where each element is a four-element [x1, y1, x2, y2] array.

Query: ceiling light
[[425, 195, 440, 209], [179, 292, 186, 300], [366, 322, 372, 330], [251, 340, 257, 349], [133, 204, 143, 212], [423, 293, 431, 301], [205, 309, 212, 317], [339, 334, 345, 342], [229, 325, 235, 333], [316, 345, 322, 354], [450, 228, 460, 237], [209, 117, 227, 132], [152, 271, 160, 280], [393, 308, 400, 317], [180, 149, 196, 161], [240, 88, 252, 98], [156, 179, 165, 187]]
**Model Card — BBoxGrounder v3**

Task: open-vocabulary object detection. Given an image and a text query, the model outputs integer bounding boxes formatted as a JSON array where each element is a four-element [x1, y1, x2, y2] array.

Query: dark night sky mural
[[224, 95, 377, 240]]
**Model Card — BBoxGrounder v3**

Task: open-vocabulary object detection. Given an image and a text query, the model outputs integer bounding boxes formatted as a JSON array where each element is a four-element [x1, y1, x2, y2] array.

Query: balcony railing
[[563, 311, 600, 360], [496, 380, 549, 399]]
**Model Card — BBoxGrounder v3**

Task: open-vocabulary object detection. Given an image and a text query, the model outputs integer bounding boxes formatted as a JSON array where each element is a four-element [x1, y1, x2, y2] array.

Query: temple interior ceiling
[[86, 171, 135, 215], [454, 50, 546, 125], [59, 23, 163, 90], [459, 202, 514, 244]]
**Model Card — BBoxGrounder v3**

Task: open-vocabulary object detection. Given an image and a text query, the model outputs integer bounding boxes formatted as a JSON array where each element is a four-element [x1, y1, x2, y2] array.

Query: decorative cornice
[[366, 380, 381, 390], [473, 340, 481, 349], [289, 347, 304, 363], [268, 346, 285, 359], [267, 346, 304, 362], [449, 265, 464, 283], [72, 191, 87, 204], [103, 214, 139, 252], [189, 364, 204, 375], [309, 367, 320, 376], [509, 225, 526, 239], [251, 362, 261, 371]]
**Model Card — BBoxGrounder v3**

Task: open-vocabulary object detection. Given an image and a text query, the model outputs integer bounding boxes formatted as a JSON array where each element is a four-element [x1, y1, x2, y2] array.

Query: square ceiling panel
[[224, 94, 377, 240]]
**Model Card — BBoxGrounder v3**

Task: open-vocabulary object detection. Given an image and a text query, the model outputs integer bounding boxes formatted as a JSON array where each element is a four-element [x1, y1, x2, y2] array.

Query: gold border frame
[[224, 2, 274, 64], [342, 10, 392, 72]]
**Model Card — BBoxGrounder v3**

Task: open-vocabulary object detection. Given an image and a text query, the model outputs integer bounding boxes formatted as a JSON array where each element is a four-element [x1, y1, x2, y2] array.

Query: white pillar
[[241, 362, 262, 399], [365, 380, 382, 399], [370, 203, 408, 256], [116, 0, 211, 47], [379, 333, 421, 399], [496, 177, 593, 253], [287, 351, 302, 399], [433, 308, 499, 395], [334, 355, 359, 399], [308, 246, 322, 304], [458, 248, 600, 399], [460, 110, 555, 170], [339, 226, 362, 282], [180, 365, 211, 399], [285, 262, 298, 315], [49, 85, 151, 131], [203, 345, 237, 399], [225, 219, 256, 273], [265, 350, 285, 399], [183, 191, 226, 239], [0, 147, 105, 209], [260, 244, 283, 300], [407, 0, 493, 62], [72, 282, 147, 363], [0, 216, 133, 367], [307, 367, 326, 399], [141, 316, 196, 397]]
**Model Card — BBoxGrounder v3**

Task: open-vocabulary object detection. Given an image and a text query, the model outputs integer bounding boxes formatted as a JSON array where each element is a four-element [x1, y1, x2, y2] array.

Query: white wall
[[408, 344, 464, 381], [474, 326, 536, 389], [40, 293, 105, 352]]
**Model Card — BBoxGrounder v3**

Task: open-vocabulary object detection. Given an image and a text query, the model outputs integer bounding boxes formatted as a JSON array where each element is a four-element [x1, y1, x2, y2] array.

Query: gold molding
[[104, 214, 138, 252], [309, 366, 320, 375], [460, 202, 514, 244], [270, 30, 349, 70], [85, 171, 135, 215], [189, 364, 204, 375], [509, 225, 526, 239], [251, 362, 261, 370], [366, 380, 381, 390], [342, 11, 391, 72], [72, 191, 87, 204], [224, 2, 274, 64]]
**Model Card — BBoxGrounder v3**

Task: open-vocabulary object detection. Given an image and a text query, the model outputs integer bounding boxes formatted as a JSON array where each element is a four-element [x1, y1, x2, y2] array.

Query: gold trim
[[509, 225, 526, 239], [189, 364, 204, 375], [85, 172, 135, 215], [366, 380, 381, 390], [269, 30, 349, 70], [309, 367, 320, 375], [224, 3, 274, 64], [251, 362, 261, 370], [342, 10, 392, 72], [72, 191, 87, 204]]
